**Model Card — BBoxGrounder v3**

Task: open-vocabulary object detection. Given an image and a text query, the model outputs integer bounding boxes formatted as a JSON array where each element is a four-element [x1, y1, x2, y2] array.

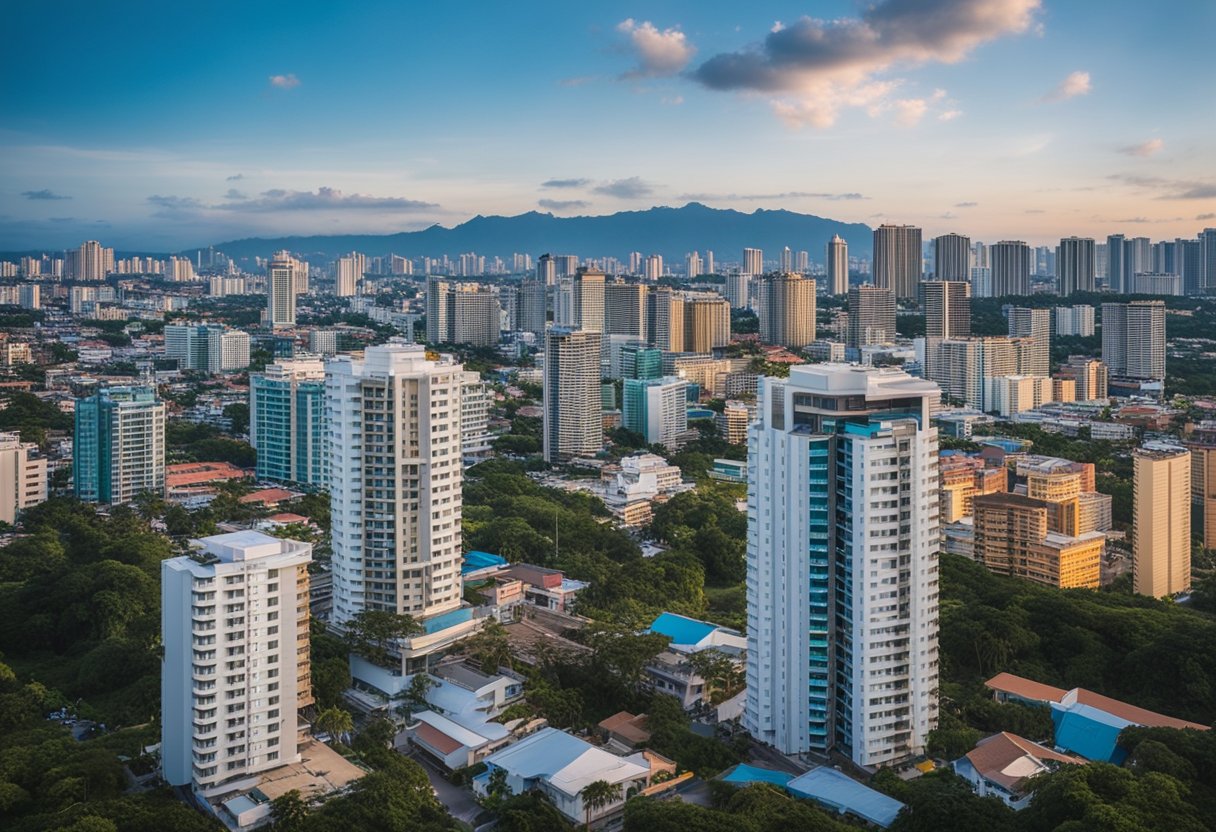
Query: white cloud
[[269, 73, 301, 90], [692, 0, 1040, 127], [617, 19, 695, 78], [938, 109, 963, 121], [592, 177, 654, 199], [1041, 70, 1090, 102], [1118, 138, 1164, 157], [894, 98, 931, 127], [221, 186, 436, 212]]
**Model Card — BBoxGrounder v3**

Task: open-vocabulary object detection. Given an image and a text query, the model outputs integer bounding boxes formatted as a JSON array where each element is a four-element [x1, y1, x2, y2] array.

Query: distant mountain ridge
[[206, 202, 874, 264]]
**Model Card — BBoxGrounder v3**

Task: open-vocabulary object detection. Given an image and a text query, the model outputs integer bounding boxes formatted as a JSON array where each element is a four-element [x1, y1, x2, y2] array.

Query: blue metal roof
[[1051, 702, 1133, 764], [787, 767, 905, 829], [648, 612, 717, 646], [462, 550, 507, 574], [719, 764, 793, 788]]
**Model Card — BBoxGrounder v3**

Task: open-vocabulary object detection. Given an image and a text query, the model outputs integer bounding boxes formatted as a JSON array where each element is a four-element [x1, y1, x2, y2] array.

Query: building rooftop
[[483, 727, 649, 796], [598, 711, 652, 746], [962, 732, 1081, 794], [987, 672, 1209, 732], [193, 530, 307, 563], [787, 767, 905, 828]]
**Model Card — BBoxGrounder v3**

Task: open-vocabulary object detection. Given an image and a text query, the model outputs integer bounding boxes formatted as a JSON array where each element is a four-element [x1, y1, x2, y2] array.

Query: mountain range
[[206, 202, 873, 264]]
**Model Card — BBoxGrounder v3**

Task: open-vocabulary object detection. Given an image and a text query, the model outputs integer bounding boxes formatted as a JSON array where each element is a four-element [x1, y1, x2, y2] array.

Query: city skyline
[[3, 1, 1214, 250]]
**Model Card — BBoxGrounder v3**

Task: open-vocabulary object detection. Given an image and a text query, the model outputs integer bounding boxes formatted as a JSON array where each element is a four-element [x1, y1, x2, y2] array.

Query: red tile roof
[[414, 721, 462, 755], [985, 673, 1067, 704], [239, 488, 296, 506], [964, 732, 1081, 794]]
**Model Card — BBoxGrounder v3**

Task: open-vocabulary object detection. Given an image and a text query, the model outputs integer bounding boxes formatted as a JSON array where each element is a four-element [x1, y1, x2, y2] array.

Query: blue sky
[[2, 0, 1214, 251]]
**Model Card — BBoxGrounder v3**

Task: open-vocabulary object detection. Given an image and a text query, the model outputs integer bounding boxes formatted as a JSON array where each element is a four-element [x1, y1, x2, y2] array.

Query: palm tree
[[580, 779, 621, 831], [314, 706, 354, 745]]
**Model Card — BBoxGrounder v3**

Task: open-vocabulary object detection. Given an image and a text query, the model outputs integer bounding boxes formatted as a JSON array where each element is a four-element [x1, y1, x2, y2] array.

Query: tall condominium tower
[[826, 235, 849, 295], [427, 278, 502, 347], [536, 253, 556, 286], [251, 357, 327, 487], [686, 251, 703, 279], [556, 268, 606, 333], [922, 281, 971, 339], [1007, 307, 1051, 377], [543, 328, 603, 463], [622, 376, 689, 447], [516, 279, 548, 337], [161, 531, 313, 793], [267, 251, 299, 328], [745, 364, 940, 767], [1106, 234, 1126, 293], [922, 281, 971, 382], [990, 241, 1031, 297], [1133, 446, 1191, 598], [604, 282, 649, 341], [643, 255, 663, 281], [933, 233, 971, 281], [780, 247, 793, 273], [1056, 237, 1096, 296], [873, 224, 922, 300], [1102, 301, 1166, 380], [757, 274, 816, 348], [680, 292, 732, 352], [74, 386, 166, 505], [743, 247, 764, 276], [846, 285, 897, 348], [1184, 422, 1216, 550], [1200, 229, 1216, 293], [327, 342, 475, 668], [724, 272, 751, 309], [335, 252, 365, 296]]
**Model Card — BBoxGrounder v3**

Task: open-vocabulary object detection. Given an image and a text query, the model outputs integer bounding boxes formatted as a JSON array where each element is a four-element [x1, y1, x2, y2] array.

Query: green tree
[[344, 609, 422, 667], [406, 672, 438, 715], [580, 779, 621, 831], [314, 707, 354, 744], [270, 789, 309, 831]]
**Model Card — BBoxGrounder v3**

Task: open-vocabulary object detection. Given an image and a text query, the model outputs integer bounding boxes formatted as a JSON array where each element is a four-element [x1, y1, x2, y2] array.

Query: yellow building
[[973, 492, 1101, 589], [1133, 446, 1191, 598], [1184, 422, 1216, 550]]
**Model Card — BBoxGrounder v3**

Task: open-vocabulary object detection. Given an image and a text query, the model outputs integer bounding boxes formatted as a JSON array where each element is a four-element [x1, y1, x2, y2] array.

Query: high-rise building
[[75, 240, 108, 281], [756, 274, 816, 348], [0, 431, 48, 524], [873, 224, 922, 299], [1177, 238, 1203, 296], [604, 282, 649, 341], [1126, 237, 1152, 287], [973, 493, 1102, 589], [536, 253, 556, 286], [922, 281, 971, 338], [461, 370, 493, 464], [1200, 228, 1216, 293], [1106, 234, 1126, 293], [922, 281, 971, 382], [1131, 272, 1183, 296], [1056, 237, 1096, 296], [161, 531, 313, 792], [939, 456, 1006, 523], [686, 251, 703, 278], [990, 241, 1031, 297], [543, 328, 602, 463], [1102, 301, 1165, 380], [1184, 422, 1216, 551], [746, 364, 940, 767], [327, 342, 476, 666], [1054, 305, 1095, 337], [826, 235, 849, 295], [780, 247, 793, 273], [556, 268, 606, 333], [621, 345, 662, 381], [267, 251, 299, 328], [743, 248, 764, 276], [846, 285, 896, 348], [680, 292, 732, 352], [933, 234, 971, 281], [716, 400, 755, 445], [724, 272, 751, 309], [622, 376, 689, 447], [250, 358, 327, 486], [335, 253, 365, 296], [207, 329, 251, 374], [1007, 307, 1051, 377], [643, 255, 663, 281], [705, 250, 715, 276], [427, 278, 501, 346], [74, 386, 166, 505], [796, 250, 809, 274], [1133, 446, 1191, 598], [167, 255, 195, 282], [517, 279, 549, 336], [646, 289, 685, 352], [554, 255, 580, 278], [1057, 356, 1108, 401]]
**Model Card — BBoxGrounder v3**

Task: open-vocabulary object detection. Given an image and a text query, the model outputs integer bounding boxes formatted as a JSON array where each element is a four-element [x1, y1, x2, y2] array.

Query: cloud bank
[[617, 19, 695, 78]]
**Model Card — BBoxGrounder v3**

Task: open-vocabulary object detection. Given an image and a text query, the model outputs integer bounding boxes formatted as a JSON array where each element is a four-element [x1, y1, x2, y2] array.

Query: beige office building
[[1133, 446, 1191, 597], [0, 431, 48, 524]]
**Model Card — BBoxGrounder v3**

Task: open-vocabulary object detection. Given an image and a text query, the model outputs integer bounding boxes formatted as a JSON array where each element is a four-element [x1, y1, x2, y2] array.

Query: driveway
[[404, 747, 484, 826]]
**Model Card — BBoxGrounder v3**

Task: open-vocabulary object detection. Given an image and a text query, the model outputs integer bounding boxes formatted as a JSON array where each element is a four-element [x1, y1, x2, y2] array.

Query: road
[[403, 746, 485, 827]]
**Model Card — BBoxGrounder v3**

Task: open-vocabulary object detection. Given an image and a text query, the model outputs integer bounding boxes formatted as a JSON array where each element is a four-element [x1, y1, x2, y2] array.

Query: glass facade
[[251, 374, 326, 486]]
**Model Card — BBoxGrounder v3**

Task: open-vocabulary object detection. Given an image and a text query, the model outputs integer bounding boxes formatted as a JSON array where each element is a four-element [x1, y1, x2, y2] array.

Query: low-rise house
[[408, 709, 513, 772], [952, 732, 1082, 809], [598, 711, 651, 751], [644, 613, 746, 715], [473, 728, 675, 827]]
